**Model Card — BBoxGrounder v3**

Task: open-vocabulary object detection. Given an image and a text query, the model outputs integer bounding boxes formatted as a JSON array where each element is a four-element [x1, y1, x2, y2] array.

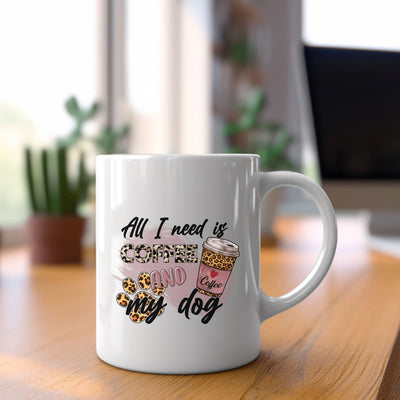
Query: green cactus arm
[[65, 96, 80, 118], [64, 97, 100, 149], [40, 149, 51, 213], [65, 96, 99, 122], [46, 149, 61, 214], [84, 102, 99, 119], [95, 124, 130, 154], [56, 145, 71, 213], [24, 147, 39, 213], [95, 127, 112, 153]]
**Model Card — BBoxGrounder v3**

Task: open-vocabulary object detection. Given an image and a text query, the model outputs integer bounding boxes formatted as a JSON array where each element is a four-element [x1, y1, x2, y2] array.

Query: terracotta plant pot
[[27, 214, 85, 264]]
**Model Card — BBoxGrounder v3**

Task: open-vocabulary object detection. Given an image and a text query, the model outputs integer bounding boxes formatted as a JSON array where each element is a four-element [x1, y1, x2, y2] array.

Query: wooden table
[[1, 216, 400, 399]]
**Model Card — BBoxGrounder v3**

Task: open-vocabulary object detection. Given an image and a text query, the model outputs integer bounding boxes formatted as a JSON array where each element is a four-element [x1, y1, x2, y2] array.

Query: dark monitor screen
[[304, 45, 400, 180]]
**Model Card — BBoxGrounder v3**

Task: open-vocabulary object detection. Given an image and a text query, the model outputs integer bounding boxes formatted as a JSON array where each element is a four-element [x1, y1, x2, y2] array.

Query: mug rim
[[96, 153, 260, 160]]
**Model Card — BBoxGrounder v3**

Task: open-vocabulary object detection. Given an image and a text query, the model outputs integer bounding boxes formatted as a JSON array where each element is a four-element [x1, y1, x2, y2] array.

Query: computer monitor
[[303, 45, 400, 212], [301, 44, 400, 256], [299, 0, 400, 256]]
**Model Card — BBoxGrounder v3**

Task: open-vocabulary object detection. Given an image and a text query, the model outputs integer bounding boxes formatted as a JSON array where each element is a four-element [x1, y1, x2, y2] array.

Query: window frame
[[1, 0, 214, 246]]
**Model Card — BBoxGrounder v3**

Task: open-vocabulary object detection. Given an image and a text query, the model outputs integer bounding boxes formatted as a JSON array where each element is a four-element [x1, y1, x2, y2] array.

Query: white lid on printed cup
[[203, 237, 240, 257]]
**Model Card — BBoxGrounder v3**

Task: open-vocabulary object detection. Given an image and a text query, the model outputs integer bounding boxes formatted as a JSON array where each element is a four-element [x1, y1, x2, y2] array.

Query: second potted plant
[[223, 88, 295, 242], [25, 143, 89, 264]]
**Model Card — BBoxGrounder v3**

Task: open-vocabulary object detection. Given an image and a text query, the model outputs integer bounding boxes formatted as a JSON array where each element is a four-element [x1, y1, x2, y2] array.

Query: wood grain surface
[[1, 216, 400, 400], [377, 324, 400, 400]]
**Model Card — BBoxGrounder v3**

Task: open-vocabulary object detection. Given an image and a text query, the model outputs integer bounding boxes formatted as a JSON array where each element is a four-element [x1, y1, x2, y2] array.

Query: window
[[303, 0, 400, 51], [0, 0, 97, 228], [0, 0, 213, 237]]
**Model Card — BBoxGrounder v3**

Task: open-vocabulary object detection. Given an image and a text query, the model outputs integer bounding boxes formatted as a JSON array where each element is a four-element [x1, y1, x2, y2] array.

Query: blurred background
[[1, 0, 400, 258]]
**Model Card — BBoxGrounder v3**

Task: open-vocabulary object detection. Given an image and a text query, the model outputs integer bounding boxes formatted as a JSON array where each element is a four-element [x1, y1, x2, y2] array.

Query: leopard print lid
[[203, 237, 239, 257]]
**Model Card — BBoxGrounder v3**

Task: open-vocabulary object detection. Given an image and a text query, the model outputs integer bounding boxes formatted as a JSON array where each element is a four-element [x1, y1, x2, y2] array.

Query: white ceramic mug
[[96, 154, 337, 374]]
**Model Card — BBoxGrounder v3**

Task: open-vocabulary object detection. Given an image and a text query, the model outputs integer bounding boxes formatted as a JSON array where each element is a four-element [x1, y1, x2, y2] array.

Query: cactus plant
[[24, 145, 89, 215], [25, 96, 129, 214], [62, 96, 99, 148], [24, 96, 130, 264]]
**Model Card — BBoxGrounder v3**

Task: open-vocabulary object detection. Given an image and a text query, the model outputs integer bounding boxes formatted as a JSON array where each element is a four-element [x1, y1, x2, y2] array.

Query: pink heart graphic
[[211, 270, 218, 278]]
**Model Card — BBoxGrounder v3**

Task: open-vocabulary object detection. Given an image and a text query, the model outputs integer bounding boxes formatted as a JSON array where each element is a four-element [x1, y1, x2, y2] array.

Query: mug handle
[[247, 171, 337, 322]]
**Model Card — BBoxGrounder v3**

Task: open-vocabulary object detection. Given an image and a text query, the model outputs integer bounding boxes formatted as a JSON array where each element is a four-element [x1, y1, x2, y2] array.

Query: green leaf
[[238, 113, 256, 131], [236, 89, 266, 130], [56, 145, 73, 213], [40, 149, 51, 213], [24, 147, 39, 213], [247, 89, 265, 116], [229, 40, 252, 66], [273, 130, 292, 152], [226, 146, 242, 154], [263, 122, 281, 132], [222, 123, 241, 137]]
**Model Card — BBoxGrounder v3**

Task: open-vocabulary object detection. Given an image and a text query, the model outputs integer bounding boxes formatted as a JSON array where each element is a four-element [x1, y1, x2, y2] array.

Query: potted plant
[[25, 143, 90, 264], [24, 98, 97, 264], [223, 88, 294, 242], [24, 97, 129, 264]]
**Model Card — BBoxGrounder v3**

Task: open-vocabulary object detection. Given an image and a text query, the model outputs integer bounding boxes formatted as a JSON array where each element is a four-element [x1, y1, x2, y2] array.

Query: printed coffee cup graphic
[[196, 237, 240, 297]]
